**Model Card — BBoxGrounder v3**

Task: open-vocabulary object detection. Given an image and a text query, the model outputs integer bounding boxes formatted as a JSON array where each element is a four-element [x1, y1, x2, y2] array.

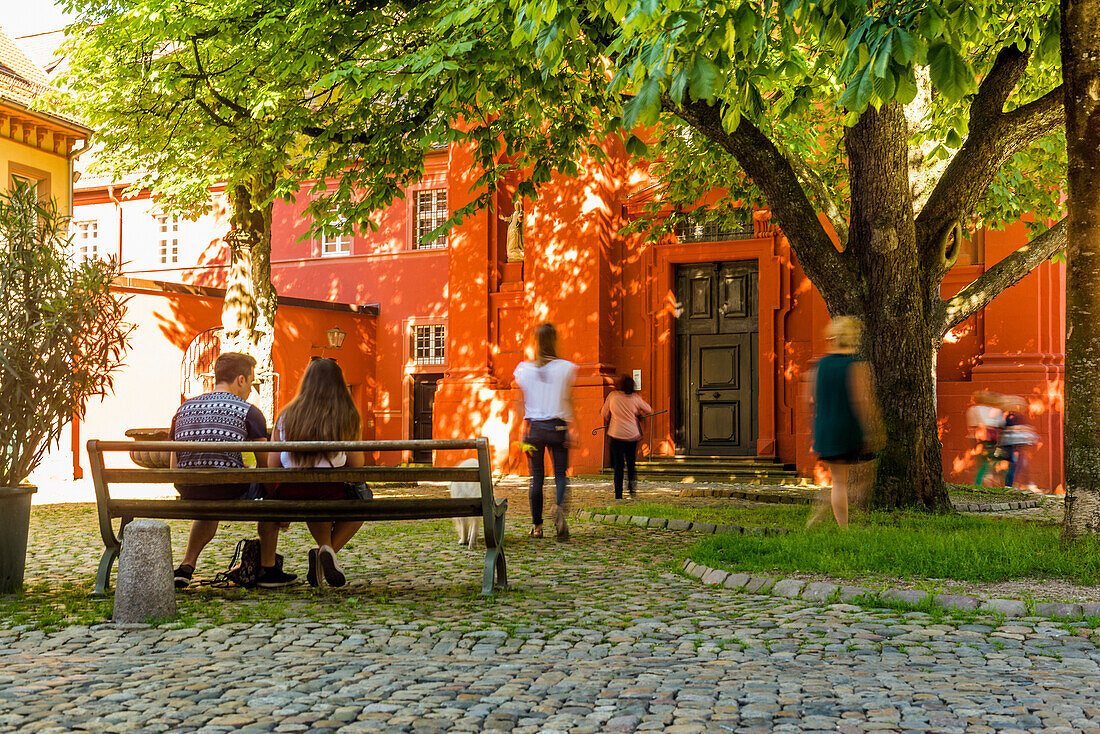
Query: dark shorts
[[174, 483, 253, 501], [270, 482, 355, 501], [820, 451, 875, 465]]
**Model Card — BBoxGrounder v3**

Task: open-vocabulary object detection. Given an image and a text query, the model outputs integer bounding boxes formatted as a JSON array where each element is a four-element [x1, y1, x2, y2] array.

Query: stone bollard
[[113, 519, 177, 624]]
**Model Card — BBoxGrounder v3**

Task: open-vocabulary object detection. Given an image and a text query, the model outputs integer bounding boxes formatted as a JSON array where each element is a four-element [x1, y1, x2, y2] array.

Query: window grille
[[157, 214, 179, 264], [413, 324, 446, 365], [675, 214, 755, 243], [415, 189, 448, 249], [75, 220, 99, 260], [321, 211, 352, 256]]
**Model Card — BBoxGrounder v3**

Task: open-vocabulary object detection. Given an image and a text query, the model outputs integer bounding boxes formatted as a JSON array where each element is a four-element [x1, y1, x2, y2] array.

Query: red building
[[70, 140, 1065, 491]]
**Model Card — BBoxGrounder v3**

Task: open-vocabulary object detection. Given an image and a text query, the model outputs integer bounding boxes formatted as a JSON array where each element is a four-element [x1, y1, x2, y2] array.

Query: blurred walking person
[[998, 395, 1040, 490], [514, 323, 576, 540], [808, 316, 885, 529], [967, 390, 1005, 487], [601, 374, 652, 500]]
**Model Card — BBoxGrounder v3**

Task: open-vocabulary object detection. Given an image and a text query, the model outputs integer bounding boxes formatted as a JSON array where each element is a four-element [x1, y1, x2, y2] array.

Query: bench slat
[[101, 467, 481, 484], [97, 439, 480, 452], [106, 497, 505, 522]]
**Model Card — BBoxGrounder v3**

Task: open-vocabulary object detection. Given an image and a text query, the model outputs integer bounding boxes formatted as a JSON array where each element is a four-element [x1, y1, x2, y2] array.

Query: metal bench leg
[[93, 544, 119, 597], [482, 513, 507, 596]]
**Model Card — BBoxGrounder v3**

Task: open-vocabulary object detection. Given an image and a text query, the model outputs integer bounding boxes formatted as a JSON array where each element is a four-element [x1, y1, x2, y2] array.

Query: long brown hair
[[534, 322, 558, 366], [279, 358, 360, 466]]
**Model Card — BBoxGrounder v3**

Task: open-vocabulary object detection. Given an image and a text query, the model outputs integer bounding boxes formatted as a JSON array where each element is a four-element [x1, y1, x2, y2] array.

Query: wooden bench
[[86, 437, 507, 596]]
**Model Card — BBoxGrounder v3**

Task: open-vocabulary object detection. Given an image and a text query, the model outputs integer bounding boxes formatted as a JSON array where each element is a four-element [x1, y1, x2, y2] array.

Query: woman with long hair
[[514, 323, 576, 539], [268, 358, 364, 587], [600, 374, 652, 499]]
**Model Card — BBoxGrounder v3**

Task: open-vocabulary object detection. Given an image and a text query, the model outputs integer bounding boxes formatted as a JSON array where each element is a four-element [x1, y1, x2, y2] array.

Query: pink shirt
[[601, 391, 653, 441]]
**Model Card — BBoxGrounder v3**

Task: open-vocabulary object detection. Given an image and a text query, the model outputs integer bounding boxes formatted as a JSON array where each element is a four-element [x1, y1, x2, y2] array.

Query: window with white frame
[[415, 189, 448, 249], [156, 214, 179, 264], [321, 210, 352, 256], [413, 324, 446, 365], [74, 220, 99, 260]]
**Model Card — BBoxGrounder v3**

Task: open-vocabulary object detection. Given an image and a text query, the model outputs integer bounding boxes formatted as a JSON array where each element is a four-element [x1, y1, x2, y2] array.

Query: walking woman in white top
[[514, 323, 577, 539]]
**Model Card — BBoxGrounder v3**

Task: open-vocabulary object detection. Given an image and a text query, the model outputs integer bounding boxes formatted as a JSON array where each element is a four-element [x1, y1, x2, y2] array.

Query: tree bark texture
[[223, 184, 278, 423], [1061, 0, 1100, 540], [845, 104, 951, 512]]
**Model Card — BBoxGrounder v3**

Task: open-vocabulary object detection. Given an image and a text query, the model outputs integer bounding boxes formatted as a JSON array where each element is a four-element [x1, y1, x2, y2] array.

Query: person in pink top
[[601, 374, 653, 499]]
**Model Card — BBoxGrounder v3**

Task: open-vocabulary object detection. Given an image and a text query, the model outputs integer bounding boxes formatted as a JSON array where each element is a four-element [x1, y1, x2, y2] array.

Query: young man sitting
[[170, 352, 295, 588]]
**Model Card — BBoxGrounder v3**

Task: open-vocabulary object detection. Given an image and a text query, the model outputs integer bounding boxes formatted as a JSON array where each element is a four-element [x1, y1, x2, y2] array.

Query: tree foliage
[[61, 0, 1072, 509]]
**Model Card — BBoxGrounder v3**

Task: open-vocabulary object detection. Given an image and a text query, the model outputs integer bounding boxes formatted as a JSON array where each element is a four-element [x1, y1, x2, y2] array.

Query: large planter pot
[[124, 428, 172, 469], [0, 484, 35, 594]]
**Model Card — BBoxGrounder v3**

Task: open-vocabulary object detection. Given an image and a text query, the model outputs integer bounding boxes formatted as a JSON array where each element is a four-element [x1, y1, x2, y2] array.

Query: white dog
[[450, 458, 481, 549]]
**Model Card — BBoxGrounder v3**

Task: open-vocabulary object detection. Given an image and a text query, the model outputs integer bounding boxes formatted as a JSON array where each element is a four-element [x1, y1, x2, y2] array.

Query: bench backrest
[[87, 437, 494, 508]]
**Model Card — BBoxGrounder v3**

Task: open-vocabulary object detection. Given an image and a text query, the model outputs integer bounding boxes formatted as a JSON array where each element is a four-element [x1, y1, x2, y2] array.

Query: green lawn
[[590, 502, 1100, 585]]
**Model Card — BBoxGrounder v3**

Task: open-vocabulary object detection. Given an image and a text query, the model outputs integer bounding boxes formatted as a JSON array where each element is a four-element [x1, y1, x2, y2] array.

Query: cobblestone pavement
[[1, 481, 1096, 733]]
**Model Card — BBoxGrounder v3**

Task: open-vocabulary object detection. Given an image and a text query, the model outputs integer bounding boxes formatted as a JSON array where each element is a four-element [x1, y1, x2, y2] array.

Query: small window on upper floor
[[413, 324, 446, 365], [415, 189, 448, 250], [74, 220, 99, 260], [321, 211, 352, 256], [156, 214, 179, 264], [11, 173, 39, 195]]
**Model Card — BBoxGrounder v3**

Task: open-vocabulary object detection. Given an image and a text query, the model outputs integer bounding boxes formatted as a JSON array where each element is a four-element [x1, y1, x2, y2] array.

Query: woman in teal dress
[[808, 316, 885, 528]]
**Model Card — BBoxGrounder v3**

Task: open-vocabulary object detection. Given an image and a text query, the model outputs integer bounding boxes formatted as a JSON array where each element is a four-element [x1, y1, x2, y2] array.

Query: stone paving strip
[[2, 480, 1096, 732], [579, 510, 791, 537], [678, 485, 1044, 513]]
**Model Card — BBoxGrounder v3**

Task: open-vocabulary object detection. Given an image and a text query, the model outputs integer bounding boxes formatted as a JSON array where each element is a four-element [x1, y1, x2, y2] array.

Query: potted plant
[[0, 182, 130, 593]]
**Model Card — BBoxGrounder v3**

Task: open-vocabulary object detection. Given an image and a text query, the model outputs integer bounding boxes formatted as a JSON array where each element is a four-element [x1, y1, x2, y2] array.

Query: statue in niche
[[501, 200, 524, 262]]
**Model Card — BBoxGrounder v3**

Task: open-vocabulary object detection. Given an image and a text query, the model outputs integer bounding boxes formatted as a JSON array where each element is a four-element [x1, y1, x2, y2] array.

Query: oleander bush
[[0, 182, 131, 486]]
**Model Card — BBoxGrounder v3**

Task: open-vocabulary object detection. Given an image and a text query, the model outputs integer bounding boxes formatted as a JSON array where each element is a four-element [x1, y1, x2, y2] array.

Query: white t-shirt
[[275, 419, 347, 468], [514, 359, 576, 421]]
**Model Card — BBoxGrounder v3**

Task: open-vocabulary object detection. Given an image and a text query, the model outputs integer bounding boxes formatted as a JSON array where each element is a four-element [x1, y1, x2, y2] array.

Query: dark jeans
[[526, 419, 569, 526], [1004, 446, 1027, 487], [609, 437, 638, 499]]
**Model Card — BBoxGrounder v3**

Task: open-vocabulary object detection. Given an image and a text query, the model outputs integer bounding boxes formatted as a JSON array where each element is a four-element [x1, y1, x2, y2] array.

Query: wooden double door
[[675, 261, 759, 455]]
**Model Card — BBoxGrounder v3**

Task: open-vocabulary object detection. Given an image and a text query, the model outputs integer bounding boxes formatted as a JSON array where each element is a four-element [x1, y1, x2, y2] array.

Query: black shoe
[[318, 545, 346, 587], [307, 548, 320, 588], [173, 564, 194, 589], [255, 566, 297, 588]]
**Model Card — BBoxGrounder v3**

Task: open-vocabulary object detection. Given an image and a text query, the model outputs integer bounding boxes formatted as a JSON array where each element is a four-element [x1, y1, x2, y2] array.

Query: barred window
[[74, 220, 99, 260], [156, 214, 179, 264], [674, 214, 754, 243], [413, 324, 446, 365], [415, 189, 448, 249], [321, 211, 352, 256]]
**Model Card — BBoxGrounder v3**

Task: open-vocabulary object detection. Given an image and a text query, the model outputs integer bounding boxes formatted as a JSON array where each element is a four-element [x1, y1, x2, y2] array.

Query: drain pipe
[[67, 133, 93, 481]]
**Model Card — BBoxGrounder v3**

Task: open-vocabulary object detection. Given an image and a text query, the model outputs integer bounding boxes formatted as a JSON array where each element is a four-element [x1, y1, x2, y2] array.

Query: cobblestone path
[[1, 482, 1097, 733]]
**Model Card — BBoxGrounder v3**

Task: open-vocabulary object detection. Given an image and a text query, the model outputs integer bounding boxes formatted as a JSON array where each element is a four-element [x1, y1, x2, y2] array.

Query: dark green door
[[675, 261, 759, 455]]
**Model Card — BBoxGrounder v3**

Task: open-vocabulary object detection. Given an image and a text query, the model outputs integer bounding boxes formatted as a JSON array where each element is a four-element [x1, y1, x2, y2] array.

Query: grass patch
[[690, 510, 1100, 584], [947, 483, 1037, 503]]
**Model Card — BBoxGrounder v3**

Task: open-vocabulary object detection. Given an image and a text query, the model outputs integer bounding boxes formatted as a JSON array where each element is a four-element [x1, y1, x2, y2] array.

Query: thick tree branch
[[969, 45, 1032, 129], [779, 144, 849, 249], [936, 216, 1067, 337], [669, 98, 859, 312], [917, 46, 1065, 260]]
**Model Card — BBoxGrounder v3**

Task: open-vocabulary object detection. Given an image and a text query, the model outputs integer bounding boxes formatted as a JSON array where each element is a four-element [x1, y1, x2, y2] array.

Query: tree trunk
[[845, 103, 952, 512], [1061, 0, 1100, 540], [222, 184, 278, 423]]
